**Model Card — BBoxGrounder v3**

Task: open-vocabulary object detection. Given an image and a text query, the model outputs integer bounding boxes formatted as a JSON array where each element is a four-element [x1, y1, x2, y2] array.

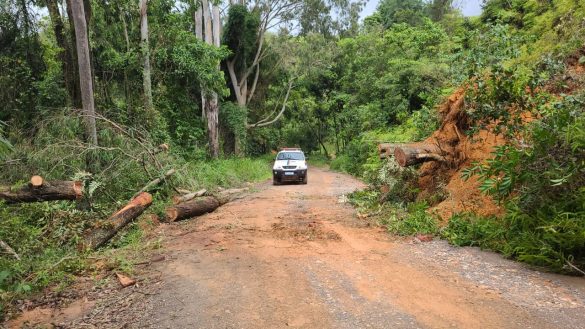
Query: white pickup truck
[[272, 148, 308, 185]]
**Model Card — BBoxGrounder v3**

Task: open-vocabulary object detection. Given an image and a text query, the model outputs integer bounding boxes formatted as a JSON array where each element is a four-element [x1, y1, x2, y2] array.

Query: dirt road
[[9, 168, 585, 328]]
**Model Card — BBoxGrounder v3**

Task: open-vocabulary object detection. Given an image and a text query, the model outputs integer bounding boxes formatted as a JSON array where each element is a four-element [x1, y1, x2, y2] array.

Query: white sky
[[360, 0, 483, 19]]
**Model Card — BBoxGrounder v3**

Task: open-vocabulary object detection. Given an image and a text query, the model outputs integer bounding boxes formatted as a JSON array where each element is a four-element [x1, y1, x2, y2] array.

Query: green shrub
[[0, 202, 91, 316], [455, 65, 585, 273], [441, 213, 508, 251], [442, 205, 585, 273], [385, 202, 439, 236]]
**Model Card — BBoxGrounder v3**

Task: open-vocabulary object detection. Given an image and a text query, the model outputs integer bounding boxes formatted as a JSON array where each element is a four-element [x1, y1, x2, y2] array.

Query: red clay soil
[[416, 88, 505, 220], [418, 48, 585, 220]]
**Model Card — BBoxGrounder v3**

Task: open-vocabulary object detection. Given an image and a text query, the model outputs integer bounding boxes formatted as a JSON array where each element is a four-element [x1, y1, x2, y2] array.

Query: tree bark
[[0, 178, 83, 203], [377, 143, 407, 159], [70, 0, 98, 145], [166, 195, 223, 222], [46, 0, 76, 106], [194, 6, 205, 118], [120, 10, 131, 115], [65, 0, 82, 108], [200, 0, 220, 158], [85, 192, 153, 249], [393, 144, 445, 167], [139, 0, 154, 120]]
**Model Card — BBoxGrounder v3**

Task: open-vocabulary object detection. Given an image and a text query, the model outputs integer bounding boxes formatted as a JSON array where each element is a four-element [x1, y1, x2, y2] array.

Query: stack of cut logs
[[0, 144, 247, 250], [378, 143, 445, 167]]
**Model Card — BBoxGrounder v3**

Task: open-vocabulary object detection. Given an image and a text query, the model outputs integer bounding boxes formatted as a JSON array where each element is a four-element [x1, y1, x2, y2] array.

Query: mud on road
[[8, 168, 585, 329]]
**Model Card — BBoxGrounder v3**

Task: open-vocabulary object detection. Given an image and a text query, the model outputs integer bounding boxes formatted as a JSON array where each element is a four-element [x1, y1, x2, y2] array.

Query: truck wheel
[[273, 178, 280, 186], [301, 175, 308, 185]]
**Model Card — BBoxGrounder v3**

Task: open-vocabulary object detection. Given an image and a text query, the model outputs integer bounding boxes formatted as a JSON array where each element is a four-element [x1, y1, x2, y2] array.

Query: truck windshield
[[277, 152, 304, 160]]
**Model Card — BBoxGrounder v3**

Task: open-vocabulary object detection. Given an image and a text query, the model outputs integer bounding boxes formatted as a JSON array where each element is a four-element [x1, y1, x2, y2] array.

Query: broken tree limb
[[172, 189, 207, 205], [247, 79, 294, 129], [0, 239, 20, 260], [166, 196, 225, 222], [141, 144, 169, 161], [133, 169, 175, 198], [394, 144, 445, 167], [377, 143, 407, 159], [217, 187, 249, 196], [0, 177, 82, 203], [86, 192, 153, 249]]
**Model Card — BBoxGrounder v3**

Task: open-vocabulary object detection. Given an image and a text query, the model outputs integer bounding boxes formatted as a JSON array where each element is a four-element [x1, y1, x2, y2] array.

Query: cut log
[[377, 143, 406, 159], [172, 189, 207, 205], [166, 196, 223, 222], [394, 144, 445, 167], [86, 192, 153, 249], [0, 178, 82, 203], [133, 168, 175, 198], [30, 175, 43, 187]]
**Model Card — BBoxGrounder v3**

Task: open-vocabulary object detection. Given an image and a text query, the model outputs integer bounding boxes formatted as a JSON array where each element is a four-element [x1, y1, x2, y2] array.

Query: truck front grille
[[283, 166, 297, 169]]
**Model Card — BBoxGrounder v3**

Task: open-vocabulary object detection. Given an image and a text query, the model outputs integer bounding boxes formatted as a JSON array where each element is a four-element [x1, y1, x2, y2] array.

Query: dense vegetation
[[1, 0, 584, 319]]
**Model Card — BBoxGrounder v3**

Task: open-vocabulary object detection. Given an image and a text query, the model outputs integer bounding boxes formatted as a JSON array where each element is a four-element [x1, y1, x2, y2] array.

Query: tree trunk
[[85, 192, 153, 249], [202, 0, 212, 44], [65, 0, 82, 108], [120, 10, 131, 116], [70, 0, 98, 145], [206, 99, 220, 158], [139, 0, 154, 121], [394, 144, 445, 167], [377, 143, 407, 159], [0, 178, 82, 203], [317, 122, 329, 158], [166, 196, 223, 222], [201, 0, 220, 158], [194, 6, 205, 118], [333, 116, 340, 154], [46, 0, 76, 106]]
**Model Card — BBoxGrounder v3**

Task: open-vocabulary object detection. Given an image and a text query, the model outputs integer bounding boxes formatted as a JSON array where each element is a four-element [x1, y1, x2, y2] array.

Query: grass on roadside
[[0, 156, 271, 320], [348, 190, 439, 236]]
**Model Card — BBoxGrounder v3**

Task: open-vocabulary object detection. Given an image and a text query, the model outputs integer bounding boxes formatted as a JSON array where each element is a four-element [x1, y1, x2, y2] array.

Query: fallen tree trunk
[[166, 195, 226, 222], [86, 192, 153, 249], [394, 144, 445, 167], [133, 168, 175, 198], [377, 143, 406, 159], [0, 177, 82, 203], [172, 189, 207, 205]]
